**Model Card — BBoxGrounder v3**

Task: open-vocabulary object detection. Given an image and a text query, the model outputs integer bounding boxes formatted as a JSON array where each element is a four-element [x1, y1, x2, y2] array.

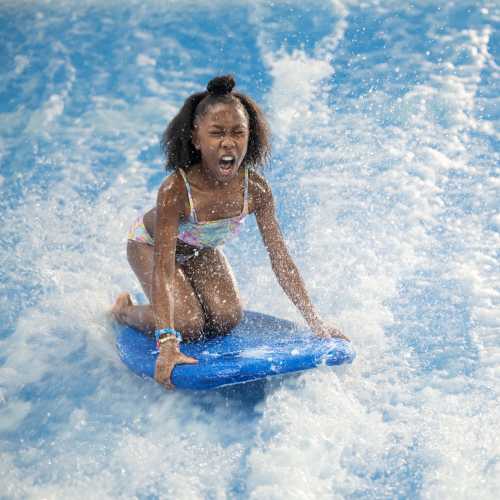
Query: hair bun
[[207, 75, 235, 96]]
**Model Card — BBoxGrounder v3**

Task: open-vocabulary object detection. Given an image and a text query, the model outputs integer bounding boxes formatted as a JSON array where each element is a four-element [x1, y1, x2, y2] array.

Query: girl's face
[[192, 101, 249, 183]]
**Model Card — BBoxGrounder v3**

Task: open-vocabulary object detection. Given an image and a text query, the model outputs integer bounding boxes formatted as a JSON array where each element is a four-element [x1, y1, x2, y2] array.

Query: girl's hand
[[313, 323, 350, 342], [154, 339, 198, 389]]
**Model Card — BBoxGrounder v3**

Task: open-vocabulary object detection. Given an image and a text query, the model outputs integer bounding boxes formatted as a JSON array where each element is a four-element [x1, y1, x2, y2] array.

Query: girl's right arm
[[152, 174, 197, 388], [151, 175, 182, 326]]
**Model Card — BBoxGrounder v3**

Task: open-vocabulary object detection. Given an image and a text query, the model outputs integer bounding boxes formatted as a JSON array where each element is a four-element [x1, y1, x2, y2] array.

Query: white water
[[1, 0, 499, 498]]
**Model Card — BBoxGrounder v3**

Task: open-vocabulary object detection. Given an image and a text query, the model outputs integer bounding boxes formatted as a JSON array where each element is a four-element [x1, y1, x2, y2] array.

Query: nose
[[221, 134, 236, 149]]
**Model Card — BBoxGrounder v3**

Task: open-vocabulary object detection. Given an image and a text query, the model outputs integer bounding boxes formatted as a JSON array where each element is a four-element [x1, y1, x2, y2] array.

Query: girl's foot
[[111, 292, 133, 323]]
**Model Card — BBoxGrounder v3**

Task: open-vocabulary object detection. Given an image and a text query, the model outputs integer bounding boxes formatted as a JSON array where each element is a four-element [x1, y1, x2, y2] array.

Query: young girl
[[112, 75, 348, 389]]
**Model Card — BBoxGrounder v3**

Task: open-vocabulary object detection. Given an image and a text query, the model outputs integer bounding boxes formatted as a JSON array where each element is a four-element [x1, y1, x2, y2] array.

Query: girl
[[112, 75, 348, 389]]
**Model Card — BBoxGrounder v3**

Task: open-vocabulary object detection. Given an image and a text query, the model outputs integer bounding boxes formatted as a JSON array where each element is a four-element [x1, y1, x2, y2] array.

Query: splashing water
[[1, 1, 499, 498]]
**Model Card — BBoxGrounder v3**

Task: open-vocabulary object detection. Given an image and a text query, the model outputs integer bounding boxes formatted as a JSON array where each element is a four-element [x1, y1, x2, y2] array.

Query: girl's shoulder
[[248, 169, 271, 193], [156, 169, 188, 211], [159, 168, 193, 194], [248, 169, 273, 211]]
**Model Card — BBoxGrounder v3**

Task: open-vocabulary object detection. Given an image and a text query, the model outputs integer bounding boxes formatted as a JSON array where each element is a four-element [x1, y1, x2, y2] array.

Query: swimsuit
[[127, 167, 249, 259]]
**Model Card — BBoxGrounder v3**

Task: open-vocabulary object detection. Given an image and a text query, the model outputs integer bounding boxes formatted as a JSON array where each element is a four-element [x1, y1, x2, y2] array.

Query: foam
[[1, 0, 499, 498], [242, 1, 500, 497]]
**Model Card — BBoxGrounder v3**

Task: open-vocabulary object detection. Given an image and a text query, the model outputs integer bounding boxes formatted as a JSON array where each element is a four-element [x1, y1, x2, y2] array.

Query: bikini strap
[[178, 168, 198, 223], [243, 166, 249, 215]]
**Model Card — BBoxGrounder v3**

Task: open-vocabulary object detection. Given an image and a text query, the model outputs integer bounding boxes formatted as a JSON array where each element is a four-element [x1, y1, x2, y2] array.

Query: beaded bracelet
[[155, 327, 183, 347]]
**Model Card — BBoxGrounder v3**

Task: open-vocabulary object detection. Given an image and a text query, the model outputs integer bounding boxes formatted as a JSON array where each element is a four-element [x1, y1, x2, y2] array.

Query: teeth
[[221, 156, 234, 161]]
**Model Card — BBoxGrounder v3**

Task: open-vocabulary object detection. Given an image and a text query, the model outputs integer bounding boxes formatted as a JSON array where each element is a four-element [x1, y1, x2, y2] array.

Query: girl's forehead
[[201, 102, 248, 126]]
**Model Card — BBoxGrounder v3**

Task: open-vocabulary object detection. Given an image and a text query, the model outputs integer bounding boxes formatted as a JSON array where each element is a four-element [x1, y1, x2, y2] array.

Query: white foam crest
[[264, 50, 334, 141], [246, 368, 416, 498], [314, 0, 349, 63], [418, 390, 500, 499], [250, 0, 348, 144], [1, 386, 249, 499]]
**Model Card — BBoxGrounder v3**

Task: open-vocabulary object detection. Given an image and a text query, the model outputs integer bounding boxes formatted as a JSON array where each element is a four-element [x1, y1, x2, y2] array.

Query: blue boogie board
[[116, 310, 355, 390]]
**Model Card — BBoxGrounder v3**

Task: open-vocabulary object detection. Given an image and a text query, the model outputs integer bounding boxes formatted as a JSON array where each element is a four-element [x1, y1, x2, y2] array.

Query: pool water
[[1, 1, 499, 498]]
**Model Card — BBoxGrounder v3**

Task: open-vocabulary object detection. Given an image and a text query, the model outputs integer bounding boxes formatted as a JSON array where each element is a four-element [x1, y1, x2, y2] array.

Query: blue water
[[1, 1, 499, 498]]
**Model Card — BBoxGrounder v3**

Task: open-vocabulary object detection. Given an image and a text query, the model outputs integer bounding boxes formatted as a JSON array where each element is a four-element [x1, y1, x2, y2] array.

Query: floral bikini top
[[176, 167, 249, 248]]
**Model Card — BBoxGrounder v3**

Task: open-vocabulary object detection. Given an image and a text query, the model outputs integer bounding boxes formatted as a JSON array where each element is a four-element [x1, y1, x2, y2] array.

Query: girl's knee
[[207, 301, 243, 333]]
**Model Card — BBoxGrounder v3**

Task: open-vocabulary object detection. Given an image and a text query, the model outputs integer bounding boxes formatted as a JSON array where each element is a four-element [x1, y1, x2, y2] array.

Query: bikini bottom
[[127, 215, 201, 264]]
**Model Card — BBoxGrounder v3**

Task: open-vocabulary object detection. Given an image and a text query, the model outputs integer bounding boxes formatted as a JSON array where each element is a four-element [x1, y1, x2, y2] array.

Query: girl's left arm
[[253, 176, 349, 341]]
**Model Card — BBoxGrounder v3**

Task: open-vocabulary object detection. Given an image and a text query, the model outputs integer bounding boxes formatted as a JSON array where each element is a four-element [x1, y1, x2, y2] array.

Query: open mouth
[[219, 155, 236, 173]]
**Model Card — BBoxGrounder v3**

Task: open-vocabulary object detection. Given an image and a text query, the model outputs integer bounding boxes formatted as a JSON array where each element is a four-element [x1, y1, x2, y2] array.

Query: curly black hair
[[161, 75, 271, 171]]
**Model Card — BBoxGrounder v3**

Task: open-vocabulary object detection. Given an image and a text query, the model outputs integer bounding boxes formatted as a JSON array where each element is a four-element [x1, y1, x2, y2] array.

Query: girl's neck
[[195, 163, 241, 191]]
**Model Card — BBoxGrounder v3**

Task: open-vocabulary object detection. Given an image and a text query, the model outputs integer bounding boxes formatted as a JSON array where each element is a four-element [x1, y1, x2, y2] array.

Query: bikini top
[[176, 167, 249, 248]]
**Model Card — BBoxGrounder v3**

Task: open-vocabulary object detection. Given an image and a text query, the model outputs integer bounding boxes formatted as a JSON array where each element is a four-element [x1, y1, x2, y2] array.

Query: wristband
[[155, 327, 183, 344]]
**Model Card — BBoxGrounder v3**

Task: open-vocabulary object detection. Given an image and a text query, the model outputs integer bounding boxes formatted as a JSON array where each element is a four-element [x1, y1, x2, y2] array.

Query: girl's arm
[[253, 175, 349, 341], [152, 174, 197, 388], [151, 175, 182, 326]]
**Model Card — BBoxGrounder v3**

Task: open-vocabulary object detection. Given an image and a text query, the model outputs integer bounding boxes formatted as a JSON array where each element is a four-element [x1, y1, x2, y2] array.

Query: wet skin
[[113, 100, 349, 389], [191, 101, 250, 185]]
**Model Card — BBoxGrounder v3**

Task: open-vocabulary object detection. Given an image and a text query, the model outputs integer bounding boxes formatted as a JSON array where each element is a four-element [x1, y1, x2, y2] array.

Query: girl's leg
[[112, 240, 205, 339], [183, 248, 243, 334]]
